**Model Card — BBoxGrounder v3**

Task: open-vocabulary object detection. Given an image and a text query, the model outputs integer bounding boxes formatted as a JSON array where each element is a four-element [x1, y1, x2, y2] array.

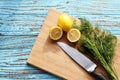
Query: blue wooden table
[[0, 0, 120, 80]]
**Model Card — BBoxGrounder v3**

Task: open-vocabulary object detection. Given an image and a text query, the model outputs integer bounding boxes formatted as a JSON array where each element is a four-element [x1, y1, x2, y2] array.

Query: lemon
[[67, 28, 81, 42], [58, 14, 73, 32], [49, 26, 63, 40]]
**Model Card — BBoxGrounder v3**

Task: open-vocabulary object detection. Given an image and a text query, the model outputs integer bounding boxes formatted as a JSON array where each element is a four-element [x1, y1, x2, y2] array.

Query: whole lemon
[[58, 14, 73, 32]]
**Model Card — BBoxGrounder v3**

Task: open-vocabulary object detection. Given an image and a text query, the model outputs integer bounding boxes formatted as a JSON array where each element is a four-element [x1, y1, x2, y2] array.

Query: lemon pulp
[[49, 26, 63, 40], [67, 28, 81, 42]]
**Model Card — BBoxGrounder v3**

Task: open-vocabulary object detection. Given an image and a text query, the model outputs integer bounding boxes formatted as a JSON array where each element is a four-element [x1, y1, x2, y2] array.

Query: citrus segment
[[58, 14, 73, 32], [67, 28, 81, 42], [49, 26, 63, 40]]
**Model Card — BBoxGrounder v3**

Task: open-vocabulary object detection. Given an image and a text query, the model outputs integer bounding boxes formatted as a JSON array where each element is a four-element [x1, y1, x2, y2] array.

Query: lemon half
[[49, 26, 63, 40], [67, 28, 81, 42]]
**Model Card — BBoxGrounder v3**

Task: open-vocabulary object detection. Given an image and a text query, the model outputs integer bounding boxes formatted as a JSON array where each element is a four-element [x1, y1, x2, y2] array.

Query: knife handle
[[91, 71, 107, 80]]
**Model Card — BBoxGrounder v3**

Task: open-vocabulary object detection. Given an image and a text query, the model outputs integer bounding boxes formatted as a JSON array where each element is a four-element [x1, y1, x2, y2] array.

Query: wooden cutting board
[[27, 8, 120, 80]]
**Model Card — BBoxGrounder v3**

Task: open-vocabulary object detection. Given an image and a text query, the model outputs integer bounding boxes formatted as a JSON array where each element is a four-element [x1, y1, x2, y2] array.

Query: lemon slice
[[49, 26, 63, 40], [58, 14, 73, 32], [67, 28, 81, 42]]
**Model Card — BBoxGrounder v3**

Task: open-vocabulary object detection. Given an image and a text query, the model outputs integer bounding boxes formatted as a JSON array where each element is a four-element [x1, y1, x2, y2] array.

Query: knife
[[57, 42, 107, 80]]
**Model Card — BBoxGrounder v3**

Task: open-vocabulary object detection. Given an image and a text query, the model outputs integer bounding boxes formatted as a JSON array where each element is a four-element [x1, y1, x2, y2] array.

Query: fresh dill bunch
[[73, 18, 118, 80]]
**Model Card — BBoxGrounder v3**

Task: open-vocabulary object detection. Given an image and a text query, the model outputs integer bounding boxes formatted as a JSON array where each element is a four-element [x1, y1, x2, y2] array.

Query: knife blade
[[57, 42, 107, 80]]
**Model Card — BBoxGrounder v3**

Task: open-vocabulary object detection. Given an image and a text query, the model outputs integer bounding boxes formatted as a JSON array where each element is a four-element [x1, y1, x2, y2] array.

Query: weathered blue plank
[[0, 14, 120, 33], [0, 0, 119, 7], [0, 31, 120, 50], [0, 29, 120, 36], [0, 0, 120, 15], [0, 32, 38, 36], [1, 30, 120, 36], [0, 6, 120, 15], [0, 36, 36, 49], [0, 15, 45, 32], [0, 74, 62, 80], [0, 49, 30, 67]]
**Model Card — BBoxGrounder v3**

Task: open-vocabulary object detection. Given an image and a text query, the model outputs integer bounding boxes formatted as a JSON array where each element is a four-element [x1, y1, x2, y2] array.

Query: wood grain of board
[[27, 8, 120, 80]]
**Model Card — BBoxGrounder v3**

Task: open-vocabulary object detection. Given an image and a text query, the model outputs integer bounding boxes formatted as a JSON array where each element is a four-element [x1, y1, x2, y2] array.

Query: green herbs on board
[[73, 18, 118, 80]]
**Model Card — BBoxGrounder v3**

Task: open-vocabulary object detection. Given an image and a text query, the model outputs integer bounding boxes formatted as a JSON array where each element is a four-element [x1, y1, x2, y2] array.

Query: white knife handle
[[91, 71, 107, 80]]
